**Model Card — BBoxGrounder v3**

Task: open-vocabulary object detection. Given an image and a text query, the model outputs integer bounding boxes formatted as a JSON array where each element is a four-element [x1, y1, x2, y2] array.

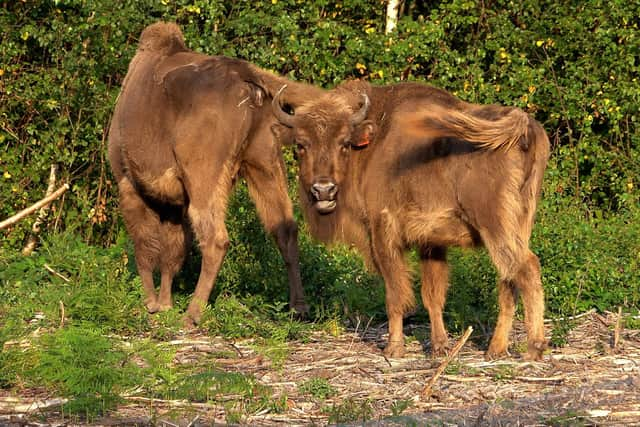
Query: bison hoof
[[524, 340, 547, 361], [383, 341, 406, 359], [183, 307, 203, 329], [484, 348, 511, 361], [145, 299, 161, 314], [486, 336, 509, 360], [431, 343, 449, 357], [182, 314, 198, 330]]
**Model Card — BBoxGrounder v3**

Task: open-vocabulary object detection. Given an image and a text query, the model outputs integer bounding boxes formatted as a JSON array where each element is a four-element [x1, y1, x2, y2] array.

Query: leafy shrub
[[2, 0, 637, 241], [34, 326, 138, 418]]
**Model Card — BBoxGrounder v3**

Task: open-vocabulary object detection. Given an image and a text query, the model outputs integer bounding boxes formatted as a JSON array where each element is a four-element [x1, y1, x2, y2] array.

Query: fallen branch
[[0, 397, 67, 414], [22, 164, 57, 255], [544, 308, 596, 323], [516, 375, 565, 383], [421, 326, 473, 399], [0, 183, 70, 230], [44, 263, 71, 283]]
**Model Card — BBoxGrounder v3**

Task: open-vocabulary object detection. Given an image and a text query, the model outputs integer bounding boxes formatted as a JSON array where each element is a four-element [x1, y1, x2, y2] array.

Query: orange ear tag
[[353, 133, 370, 147]]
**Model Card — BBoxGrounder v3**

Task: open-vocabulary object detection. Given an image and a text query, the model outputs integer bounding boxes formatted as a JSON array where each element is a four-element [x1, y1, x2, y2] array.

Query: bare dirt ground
[[2, 310, 639, 426]]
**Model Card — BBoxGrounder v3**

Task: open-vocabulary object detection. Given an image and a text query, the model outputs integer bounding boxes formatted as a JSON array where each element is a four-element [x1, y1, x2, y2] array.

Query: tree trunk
[[385, 0, 401, 34]]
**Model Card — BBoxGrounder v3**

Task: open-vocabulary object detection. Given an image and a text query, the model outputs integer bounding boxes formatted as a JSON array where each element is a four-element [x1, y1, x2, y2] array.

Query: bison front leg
[[242, 160, 308, 315], [371, 212, 415, 358]]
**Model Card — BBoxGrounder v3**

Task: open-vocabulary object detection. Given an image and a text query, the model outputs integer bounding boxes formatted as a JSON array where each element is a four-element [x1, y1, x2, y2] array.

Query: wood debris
[[1, 310, 639, 426]]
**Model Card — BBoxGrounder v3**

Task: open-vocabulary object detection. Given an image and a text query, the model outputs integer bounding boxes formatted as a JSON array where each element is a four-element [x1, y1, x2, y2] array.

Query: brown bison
[[108, 22, 321, 325], [272, 80, 550, 360]]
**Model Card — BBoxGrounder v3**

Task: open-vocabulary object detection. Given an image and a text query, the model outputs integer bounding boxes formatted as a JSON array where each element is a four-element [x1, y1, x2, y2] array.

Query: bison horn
[[272, 85, 297, 127], [350, 93, 370, 126]]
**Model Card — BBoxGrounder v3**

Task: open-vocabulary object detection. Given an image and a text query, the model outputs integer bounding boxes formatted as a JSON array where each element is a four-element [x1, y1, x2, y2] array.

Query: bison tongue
[[315, 200, 337, 213]]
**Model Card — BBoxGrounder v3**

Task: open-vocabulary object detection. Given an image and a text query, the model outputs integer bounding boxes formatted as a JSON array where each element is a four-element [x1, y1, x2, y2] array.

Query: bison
[[272, 80, 550, 360], [108, 22, 322, 325]]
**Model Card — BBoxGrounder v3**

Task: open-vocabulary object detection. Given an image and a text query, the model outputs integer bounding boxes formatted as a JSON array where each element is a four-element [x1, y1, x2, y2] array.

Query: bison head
[[272, 86, 374, 215]]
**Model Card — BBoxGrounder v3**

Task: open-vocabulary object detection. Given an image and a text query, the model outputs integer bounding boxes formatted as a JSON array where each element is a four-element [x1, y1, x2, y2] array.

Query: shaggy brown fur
[[109, 22, 323, 324], [273, 80, 550, 360]]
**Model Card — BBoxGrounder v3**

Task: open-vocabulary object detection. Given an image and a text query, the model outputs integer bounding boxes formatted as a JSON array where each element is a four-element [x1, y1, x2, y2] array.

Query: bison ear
[[247, 82, 265, 107], [271, 123, 294, 146], [351, 120, 376, 148]]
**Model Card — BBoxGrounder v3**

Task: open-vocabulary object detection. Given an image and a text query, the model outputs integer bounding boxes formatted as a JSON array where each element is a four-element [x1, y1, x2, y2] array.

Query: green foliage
[[298, 377, 337, 401], [325, 397, 374, 424], [533, 198, 640, 315], [0, 231, 147, 337], [390, 399, 412, 417], [34, 326, 138, 418], [2, 0, 638, 240]]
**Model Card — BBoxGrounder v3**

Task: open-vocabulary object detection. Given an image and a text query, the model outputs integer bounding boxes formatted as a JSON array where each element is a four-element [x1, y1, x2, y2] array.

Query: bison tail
[[138, 22, 187, 54], [422, 105, 530, 151], [248, 65, 325, 108]]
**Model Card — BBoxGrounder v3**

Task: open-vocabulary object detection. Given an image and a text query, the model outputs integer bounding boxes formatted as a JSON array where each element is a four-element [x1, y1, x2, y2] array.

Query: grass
[[1, 198, 639, 421], [298, 377, 337, 401], [0, 231, 317, 421], [325, 397, 374, 424]]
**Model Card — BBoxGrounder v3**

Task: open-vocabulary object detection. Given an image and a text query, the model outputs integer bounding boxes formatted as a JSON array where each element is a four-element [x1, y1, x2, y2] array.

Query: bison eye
[[340, 141, 350, 154]]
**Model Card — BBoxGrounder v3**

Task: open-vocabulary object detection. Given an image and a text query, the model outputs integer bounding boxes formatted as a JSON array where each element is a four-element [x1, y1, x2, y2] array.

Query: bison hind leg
[[156, 209, 192, 312], [419, 246, 450, 356], [485, 238, 547, 360], [118, 178, 163, 313], [485, 278, 517, 360]]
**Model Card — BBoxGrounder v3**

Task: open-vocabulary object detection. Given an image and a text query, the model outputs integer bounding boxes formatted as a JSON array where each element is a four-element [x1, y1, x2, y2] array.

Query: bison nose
[[311, 182, 338, 200]]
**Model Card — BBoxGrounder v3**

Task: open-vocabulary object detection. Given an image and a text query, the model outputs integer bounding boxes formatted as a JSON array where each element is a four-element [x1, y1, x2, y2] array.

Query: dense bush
[[1, 1, 638, 325]]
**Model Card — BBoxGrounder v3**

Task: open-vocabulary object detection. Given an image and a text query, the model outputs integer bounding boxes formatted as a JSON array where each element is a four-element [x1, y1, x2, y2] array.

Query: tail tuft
[[423, 105, 530, 151]]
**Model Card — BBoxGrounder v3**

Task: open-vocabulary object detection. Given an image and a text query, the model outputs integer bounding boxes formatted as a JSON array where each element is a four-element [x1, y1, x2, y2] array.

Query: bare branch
[[22, 165, 58, 255], [0, 183, 69, 231]]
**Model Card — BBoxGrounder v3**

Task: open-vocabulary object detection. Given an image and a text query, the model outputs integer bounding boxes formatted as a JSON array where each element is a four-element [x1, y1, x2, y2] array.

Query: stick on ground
[[613, 306, 623, 350], [422, 326, 473, 399]]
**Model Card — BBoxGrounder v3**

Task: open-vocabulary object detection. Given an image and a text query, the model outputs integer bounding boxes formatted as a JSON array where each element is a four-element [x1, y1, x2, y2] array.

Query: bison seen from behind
[[109, 22, 321, 325], [273, 80, 550, 360]]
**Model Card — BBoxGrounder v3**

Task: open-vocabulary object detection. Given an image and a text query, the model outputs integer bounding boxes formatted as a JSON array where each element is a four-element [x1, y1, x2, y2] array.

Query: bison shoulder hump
[[138, 22, 187, 54]]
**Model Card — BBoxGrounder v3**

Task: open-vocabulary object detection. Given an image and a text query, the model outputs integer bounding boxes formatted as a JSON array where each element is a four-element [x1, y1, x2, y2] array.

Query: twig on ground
[[0, 183, 70, 230], [544, 308, 596, 323], [421, 326, 473, 400], [0, 397, 68, 414], [613, 306, 623, 350], [59, 300, 65, 329], [186, 414, 200, 427], [44, 264, 70, 283]]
